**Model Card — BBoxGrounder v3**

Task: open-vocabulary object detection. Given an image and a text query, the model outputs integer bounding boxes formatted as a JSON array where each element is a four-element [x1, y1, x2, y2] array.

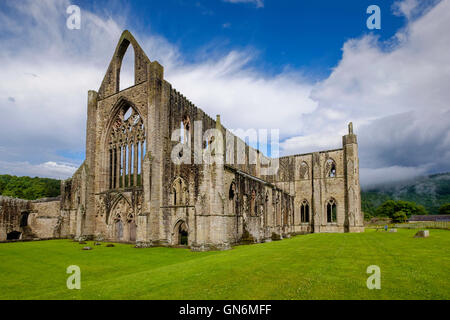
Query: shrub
[[439, 203, 450, 215]]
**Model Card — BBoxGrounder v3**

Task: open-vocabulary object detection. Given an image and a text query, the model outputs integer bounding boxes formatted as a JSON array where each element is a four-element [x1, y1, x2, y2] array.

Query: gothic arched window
[[229, 182, 236, 200], [326, 198, 337, 223], [300, 161, 309, 179], [108, 104, 146, 189], [182, 115, 191, 145], [326, 159, 337, 178], [172, 177, 188, 206], [300, 200, 310, 223]]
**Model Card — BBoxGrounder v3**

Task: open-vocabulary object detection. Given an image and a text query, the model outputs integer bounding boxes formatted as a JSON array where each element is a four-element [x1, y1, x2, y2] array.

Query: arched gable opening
[[98, 31, 151, 99], [118, 40, 135, 91]]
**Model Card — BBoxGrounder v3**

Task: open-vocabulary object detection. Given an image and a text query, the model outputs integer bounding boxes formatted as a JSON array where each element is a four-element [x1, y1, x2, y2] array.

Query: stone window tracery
[[300, 161, 309, 179], [300, 200, 310, 223], [108, 105, 146, 189], [326, 198, 337, 223], [172, 177, 188, 206], [326, 159, 337, 178]]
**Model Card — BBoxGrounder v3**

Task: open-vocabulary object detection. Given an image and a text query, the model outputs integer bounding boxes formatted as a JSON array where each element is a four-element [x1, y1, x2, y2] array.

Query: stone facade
[[0, 31, 363, 249], [0, 196, 64, 241]]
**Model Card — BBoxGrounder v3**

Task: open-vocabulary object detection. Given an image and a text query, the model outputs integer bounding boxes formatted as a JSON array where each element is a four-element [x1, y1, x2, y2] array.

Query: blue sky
[[0, 0, 449, 187], [76, 0, 405, 78]]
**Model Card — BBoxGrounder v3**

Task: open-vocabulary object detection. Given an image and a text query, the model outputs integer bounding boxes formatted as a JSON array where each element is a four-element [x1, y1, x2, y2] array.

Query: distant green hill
[[2, 172, 449, 214], [362, 172, 450, 216], [0, 175, 61, 200]]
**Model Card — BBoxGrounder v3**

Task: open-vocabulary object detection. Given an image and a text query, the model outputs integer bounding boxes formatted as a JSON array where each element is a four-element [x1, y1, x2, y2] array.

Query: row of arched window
[[177, 115, 214, 150], [299, 159, 337, 180], [299, 199, 337, 223], [168, 176, 338, 224]]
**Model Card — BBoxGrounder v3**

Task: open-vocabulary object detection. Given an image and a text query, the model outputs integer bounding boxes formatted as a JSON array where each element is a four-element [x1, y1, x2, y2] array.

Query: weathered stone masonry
[[0, 31, 363, 249]]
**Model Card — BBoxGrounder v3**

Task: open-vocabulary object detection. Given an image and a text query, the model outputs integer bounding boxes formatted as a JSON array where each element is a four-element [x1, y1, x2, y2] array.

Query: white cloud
[[282, 0, 450, 186], [392, 0, 420, 19], [0, 161, 78, 179], [165, 51, 317, 139], [0, 0, 449, 188], [223, 0, 264, 8], [0, 0, 179, 178]]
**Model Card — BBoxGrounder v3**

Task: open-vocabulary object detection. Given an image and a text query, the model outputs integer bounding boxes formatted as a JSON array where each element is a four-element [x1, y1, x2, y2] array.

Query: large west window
[[108, 105, 146, 189]]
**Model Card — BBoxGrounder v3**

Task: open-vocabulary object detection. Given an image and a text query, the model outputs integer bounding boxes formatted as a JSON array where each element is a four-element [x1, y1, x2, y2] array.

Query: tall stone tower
[[343, 123, 364, 232]]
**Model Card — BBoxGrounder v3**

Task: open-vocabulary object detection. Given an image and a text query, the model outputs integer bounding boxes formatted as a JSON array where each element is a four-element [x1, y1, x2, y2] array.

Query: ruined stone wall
[[0, 196, 31, 241], [29, 199, 63, 239], [60, 162, 88, 239], [273, 149, 346, 232], [60, 30, 362, 250], [0, 196, 64, 241], [271, 129, 364, 234], [1, 31, 362, 248]]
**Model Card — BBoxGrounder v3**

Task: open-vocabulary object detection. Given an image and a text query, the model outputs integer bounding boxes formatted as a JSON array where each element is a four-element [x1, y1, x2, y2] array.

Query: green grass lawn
[[0, 229, 449, 300]]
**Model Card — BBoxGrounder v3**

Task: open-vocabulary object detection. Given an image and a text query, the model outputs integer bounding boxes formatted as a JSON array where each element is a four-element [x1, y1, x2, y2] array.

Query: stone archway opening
[[174, 221, 188, 246], [20, 211, 30, 227], [179, 229, 188, 246], [7, 231, 21, 240]]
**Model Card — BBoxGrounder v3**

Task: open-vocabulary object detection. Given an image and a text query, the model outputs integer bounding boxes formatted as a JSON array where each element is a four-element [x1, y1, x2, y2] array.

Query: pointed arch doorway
[[174, 220, 189, 246]]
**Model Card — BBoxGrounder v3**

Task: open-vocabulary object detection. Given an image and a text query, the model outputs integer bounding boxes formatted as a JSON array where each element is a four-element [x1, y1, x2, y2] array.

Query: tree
[[375, 200, 428, 220], [439, 203, 450, 215], [392, 211, 408, 223], [0, 175, 61, 200], [375, 200, 396, 218]]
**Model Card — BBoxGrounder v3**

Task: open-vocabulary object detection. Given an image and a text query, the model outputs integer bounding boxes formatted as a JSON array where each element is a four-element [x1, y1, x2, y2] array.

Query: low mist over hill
[[362, 172, 450, 215]]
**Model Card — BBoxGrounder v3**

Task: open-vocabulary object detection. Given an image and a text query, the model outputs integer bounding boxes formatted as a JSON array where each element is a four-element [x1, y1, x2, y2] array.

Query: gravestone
[[82, 246, 92, 250], [389, 229, 397, 233], [414, 230, 429, 238]]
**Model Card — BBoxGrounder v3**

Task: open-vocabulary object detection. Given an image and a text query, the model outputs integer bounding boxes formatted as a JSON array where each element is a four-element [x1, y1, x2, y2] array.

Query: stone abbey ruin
[[0, 31, 363, 250]]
